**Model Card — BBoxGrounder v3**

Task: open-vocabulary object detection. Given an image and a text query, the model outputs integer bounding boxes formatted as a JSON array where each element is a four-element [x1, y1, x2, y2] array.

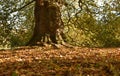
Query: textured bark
[[27, 0, 64, 45]]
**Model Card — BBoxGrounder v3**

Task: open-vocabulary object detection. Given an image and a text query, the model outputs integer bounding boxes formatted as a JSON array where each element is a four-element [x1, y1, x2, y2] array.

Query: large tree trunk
[[27, 0, 64, 46]]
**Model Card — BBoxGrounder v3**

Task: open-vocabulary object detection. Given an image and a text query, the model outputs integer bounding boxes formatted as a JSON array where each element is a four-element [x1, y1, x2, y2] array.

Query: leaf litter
[[0, 45, 120, 76]]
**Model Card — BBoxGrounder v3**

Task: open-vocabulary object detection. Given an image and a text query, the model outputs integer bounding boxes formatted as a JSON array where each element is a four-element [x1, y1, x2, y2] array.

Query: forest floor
[[0, 45, 120, 76]]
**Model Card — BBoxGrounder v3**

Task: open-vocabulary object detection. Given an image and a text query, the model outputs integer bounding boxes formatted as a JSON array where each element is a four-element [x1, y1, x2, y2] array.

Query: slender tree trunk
[[27, 0, 64, 46]]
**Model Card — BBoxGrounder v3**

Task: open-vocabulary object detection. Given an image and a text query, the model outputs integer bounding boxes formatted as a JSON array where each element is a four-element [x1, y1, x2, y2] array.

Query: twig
[[10, 0, 35, 13]]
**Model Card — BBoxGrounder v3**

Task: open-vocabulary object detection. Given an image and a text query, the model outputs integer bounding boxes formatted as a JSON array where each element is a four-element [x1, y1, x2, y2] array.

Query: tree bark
[[27, 0, 64, 45]]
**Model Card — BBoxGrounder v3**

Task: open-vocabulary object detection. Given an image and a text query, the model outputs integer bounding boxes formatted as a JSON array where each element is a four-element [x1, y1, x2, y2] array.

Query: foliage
[[0, 0, 34, 48], [0, 0, 120, 48], [63, 0, 120, 47]]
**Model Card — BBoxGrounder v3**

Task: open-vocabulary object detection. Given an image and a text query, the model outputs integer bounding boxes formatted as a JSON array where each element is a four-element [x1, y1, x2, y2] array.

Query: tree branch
[[10, 0, 35, 13]]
